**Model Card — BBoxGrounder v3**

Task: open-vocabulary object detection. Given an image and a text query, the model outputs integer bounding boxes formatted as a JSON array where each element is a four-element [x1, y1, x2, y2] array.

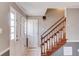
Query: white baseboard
[[67, 40, 79, 42], [0, 48, 9, 56]]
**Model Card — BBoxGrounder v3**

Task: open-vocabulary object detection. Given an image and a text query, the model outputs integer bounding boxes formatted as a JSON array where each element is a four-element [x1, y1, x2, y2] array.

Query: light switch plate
[[0, 28, 3, 34]]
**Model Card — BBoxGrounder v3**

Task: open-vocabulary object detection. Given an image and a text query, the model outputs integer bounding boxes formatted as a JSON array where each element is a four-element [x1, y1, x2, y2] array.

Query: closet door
[[27, 19, 38, 48], [28, 19, 33, 48]]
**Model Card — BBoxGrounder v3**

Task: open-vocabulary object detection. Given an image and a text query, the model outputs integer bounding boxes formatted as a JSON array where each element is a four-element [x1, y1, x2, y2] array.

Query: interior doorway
[[27, 19, 39, 48]]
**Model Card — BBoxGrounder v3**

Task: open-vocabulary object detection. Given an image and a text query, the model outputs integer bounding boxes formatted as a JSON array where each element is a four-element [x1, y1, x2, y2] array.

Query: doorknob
[[16, 35, 19, 41]]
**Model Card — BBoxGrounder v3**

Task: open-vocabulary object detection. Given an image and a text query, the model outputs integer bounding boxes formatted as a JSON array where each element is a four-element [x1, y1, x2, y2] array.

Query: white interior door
[[15, 12, 27, 56], [15, 12, 22, 56], [27, 19, 38, 48], [20, 17, 27, 55]]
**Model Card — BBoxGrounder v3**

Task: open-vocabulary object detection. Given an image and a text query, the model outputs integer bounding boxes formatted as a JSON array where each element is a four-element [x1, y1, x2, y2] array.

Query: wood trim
[[0, 48, 9, 56]]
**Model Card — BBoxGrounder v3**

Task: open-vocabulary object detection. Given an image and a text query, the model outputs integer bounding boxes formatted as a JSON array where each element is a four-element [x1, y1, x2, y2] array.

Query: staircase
[[41, 16, 67, 56]]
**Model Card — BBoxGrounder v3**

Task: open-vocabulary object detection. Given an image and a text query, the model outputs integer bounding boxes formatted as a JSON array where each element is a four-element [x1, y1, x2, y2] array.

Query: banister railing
[[41, 16, 66, 56], [41, 16, 65, 36]]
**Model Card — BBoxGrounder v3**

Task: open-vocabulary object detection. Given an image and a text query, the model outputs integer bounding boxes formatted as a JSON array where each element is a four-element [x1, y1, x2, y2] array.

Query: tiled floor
[[24, 47, 41, 56]]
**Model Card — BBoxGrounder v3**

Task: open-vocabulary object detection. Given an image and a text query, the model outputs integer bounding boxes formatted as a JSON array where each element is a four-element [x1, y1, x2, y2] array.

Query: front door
[[10, 7, 26, 56]]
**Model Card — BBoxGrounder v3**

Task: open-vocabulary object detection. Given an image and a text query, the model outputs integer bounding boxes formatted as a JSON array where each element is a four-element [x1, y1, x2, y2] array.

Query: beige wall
[[39, 9, 64, 45], [39, 9, 64, 35], [66, 8, 79, 42], [0, 2, 10, 54], [0, 2, 26, 55]]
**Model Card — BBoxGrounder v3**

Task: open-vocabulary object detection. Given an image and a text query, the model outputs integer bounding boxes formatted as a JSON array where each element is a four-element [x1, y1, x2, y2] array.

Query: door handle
[[16, 35, 19, 41]]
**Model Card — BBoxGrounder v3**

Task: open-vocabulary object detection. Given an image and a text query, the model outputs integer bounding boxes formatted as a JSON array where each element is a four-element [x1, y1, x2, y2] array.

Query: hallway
[[0, 2, 79, 56]]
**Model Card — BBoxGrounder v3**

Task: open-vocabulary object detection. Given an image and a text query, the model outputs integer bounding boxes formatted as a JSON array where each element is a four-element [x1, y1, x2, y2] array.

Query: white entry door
[[10, 7, 16, 56], [27, 19, 38, 48], [10, 7, 26, 56]]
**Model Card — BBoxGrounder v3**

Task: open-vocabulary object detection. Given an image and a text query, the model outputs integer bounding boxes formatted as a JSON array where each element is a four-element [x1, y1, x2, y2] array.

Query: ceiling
[[16, 2, 79, 16]]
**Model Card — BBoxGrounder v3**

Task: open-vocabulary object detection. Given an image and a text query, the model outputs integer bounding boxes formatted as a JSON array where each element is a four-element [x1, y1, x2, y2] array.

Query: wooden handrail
[[42, 16, 65, 36], [42, 17, 66, 39]]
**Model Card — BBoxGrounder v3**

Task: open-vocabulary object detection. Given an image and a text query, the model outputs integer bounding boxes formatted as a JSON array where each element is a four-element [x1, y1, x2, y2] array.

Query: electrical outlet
[[77, 49, 79, 52]]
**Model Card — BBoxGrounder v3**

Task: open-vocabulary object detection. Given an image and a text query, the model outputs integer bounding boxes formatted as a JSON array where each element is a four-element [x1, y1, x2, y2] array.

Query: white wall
[[0, 3, 10, 54], [10, 2, 26, 17], [66, 8, 79, 42]]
